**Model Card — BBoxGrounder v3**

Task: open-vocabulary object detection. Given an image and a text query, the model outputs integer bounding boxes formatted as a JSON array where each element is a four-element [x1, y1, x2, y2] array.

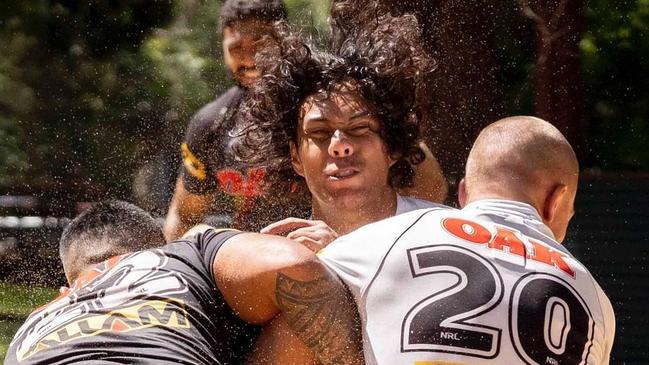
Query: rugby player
[[233, 5, 446, 248], [163, 0, 314, 240], [5, 201, 363, 365], [315, 116, 615, 364]]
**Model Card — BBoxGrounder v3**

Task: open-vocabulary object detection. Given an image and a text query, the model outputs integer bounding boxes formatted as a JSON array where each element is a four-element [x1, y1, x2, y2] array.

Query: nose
[[328, 130, 354, 157]]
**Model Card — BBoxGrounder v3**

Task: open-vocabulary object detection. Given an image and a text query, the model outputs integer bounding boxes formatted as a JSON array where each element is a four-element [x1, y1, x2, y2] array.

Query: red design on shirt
[[216, 167, 267, 197], [216, 167, 269, 226]]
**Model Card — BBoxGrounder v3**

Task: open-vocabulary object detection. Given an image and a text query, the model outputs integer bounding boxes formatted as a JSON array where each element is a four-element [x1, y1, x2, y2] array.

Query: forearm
[[246, 315, 319, 365], [215, 234, 365, 364]]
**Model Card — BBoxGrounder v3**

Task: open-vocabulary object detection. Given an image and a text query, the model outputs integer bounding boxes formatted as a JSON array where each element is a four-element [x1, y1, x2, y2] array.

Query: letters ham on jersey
[[442, 217, 576, 278], [11, 250, 190, 361]]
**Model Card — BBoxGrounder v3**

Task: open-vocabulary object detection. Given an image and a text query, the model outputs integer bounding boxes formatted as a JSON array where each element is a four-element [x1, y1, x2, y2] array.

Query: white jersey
[[319, 199, 615, 365], [396, 194, 441, 214]]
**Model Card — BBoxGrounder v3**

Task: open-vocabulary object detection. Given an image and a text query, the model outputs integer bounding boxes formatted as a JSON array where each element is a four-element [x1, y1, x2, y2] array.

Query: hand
[[261, 218, 339, 252]]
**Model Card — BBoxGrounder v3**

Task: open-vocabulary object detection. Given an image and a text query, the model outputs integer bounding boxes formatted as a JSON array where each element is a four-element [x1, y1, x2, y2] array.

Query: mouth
[[325, 167, 360, 180]]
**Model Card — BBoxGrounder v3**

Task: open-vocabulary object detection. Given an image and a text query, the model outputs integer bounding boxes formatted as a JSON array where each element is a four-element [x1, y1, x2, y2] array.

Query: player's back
[[320, 200, 615, 365], [5, 230, 259, 365]]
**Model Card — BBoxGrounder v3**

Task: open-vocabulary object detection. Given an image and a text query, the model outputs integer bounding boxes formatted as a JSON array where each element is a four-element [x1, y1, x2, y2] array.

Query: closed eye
[[347, 124, 371, 137], [305, 129, 333, 141]]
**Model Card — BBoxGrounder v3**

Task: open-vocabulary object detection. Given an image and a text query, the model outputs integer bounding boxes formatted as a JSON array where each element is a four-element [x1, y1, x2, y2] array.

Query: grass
[[0, 320, 22, 359], [0, 281, 57, 359]]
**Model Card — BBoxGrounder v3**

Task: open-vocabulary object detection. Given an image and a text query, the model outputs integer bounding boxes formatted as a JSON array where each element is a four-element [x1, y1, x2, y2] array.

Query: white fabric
[[319, 199, 615, 365], [395, 194, 441, 215]]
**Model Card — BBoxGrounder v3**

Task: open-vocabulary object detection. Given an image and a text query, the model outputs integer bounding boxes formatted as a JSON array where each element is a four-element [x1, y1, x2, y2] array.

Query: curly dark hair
[[232, 0, 435, 188], [219, 0, 288, 31]]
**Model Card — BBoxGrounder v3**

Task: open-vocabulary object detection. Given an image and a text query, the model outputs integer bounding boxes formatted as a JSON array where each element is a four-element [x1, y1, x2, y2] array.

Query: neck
[[466, 188, 542, 213], [312, 189, 398, 235]]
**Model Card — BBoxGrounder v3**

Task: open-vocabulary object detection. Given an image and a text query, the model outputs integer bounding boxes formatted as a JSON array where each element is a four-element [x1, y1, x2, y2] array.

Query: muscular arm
[[164, 178, 216, 240], [214, 233, 364, 365], [399, 141, 448, 203], [246, 315, 319, 365]]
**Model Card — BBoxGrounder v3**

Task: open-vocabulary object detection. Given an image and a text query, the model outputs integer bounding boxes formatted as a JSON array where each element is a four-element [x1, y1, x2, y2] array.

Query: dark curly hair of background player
[[231, 0, 436, 189], [219, 0, 287, 31]]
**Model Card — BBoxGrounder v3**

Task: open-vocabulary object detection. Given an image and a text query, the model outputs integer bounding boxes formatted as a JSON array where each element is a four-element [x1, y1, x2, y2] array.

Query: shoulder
[[322, 206, 460, 264], [396, 195, 449, 214], [186, 86, 244, 137], [323, 208, 440, 256], [165, 228, 242, 261]]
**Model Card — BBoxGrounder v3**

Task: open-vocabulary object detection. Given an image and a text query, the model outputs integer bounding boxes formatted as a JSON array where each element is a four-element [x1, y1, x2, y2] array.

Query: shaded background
[[0, 0, 647, 363]]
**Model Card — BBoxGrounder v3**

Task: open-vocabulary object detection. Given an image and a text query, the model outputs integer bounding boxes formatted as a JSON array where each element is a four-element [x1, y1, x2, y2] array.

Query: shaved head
[[463, 116, 579, 241]]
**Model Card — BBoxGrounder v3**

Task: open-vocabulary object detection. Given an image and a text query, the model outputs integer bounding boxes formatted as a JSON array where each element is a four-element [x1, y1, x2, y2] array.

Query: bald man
[[458, 116, 579, 243], [316, 116, 615, 364]]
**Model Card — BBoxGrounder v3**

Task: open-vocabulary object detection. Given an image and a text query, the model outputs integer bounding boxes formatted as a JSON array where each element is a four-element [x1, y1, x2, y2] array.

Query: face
[[290, 84, 397, 209], [222, 19, 276, 87]]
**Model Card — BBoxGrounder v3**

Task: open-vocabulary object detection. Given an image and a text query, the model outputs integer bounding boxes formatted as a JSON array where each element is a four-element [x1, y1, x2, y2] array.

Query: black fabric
[[180, 86, 311, 231], [5, 229, 260, 365]]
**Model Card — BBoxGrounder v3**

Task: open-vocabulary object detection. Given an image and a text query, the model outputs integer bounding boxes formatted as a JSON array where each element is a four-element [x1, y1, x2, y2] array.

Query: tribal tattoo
[[275, 272, 364, 365]]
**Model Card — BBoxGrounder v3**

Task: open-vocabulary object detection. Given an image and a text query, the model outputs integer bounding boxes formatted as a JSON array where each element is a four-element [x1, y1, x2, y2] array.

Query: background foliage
[[0, 0, 330, 207], [0, 0, 647, 204]]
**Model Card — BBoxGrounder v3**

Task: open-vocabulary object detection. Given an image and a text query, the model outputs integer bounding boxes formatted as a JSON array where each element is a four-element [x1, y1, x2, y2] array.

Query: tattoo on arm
[[275, 273, 364, 365]]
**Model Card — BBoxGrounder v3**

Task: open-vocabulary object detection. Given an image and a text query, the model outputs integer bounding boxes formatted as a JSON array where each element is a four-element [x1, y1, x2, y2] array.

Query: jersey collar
[[462, 199, 560, 246], [394, 194, 408, 215]]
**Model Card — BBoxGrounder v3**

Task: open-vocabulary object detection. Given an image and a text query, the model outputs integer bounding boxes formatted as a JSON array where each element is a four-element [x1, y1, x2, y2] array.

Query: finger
[[293, 237, 324, 253], [260, 217, 314, 235], [286, 227, 321, 241], [287, 228, 337, 247]]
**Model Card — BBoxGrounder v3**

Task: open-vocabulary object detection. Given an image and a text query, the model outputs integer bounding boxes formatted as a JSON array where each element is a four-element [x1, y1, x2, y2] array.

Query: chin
[[234, 76, 255, 88], [325, 187, 369, 208]]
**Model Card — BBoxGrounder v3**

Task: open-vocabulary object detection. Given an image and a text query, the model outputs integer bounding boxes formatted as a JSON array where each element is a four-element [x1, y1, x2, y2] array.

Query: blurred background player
[[5, 201, 363, 365], [163, 0, 314, 240], [318, 116, 615, 364], [234, 4, 446, 247]]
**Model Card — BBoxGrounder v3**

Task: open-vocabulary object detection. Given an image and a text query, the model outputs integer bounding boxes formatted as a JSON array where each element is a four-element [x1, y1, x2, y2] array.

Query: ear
[[458, 178, 468, 208], [290, 141, 304, 177], [388, 154, 399, 168], [542, 184, 567, 224]]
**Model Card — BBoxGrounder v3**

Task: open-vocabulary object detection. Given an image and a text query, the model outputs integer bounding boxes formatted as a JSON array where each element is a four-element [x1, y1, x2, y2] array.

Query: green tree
[[581, 0, 649, 170], [0, 0, 331, 208], [0, 0, 174, 199]]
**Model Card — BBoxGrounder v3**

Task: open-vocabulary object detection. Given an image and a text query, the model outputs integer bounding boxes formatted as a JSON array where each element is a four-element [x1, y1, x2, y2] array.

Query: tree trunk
[[386, 0, 504, 197], [524, 0, 586, 158]]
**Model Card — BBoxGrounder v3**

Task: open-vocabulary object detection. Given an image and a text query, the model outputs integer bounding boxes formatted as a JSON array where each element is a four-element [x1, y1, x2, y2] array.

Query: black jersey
[[5, 229, 260, 365], [180, 86, 311, 231]]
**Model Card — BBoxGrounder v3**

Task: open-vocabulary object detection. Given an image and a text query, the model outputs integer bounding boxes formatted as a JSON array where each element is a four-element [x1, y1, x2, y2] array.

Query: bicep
[[164, 178, 216, 240], [213, 233, 316, 324], [174, 179, 216, 217]]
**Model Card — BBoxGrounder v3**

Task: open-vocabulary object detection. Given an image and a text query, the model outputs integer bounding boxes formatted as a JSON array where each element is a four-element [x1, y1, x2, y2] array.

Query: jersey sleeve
[[318, 234, 367, 295], [181, 109, 217, 194], [180, 87, 243, 194], [319, 209, 435, 298], [597, 282, 616, 364], [188, 228, 242, 282]]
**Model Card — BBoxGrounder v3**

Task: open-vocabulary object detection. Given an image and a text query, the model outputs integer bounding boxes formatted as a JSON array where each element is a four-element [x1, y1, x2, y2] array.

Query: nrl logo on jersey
[[12, 250, 191, 361]]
